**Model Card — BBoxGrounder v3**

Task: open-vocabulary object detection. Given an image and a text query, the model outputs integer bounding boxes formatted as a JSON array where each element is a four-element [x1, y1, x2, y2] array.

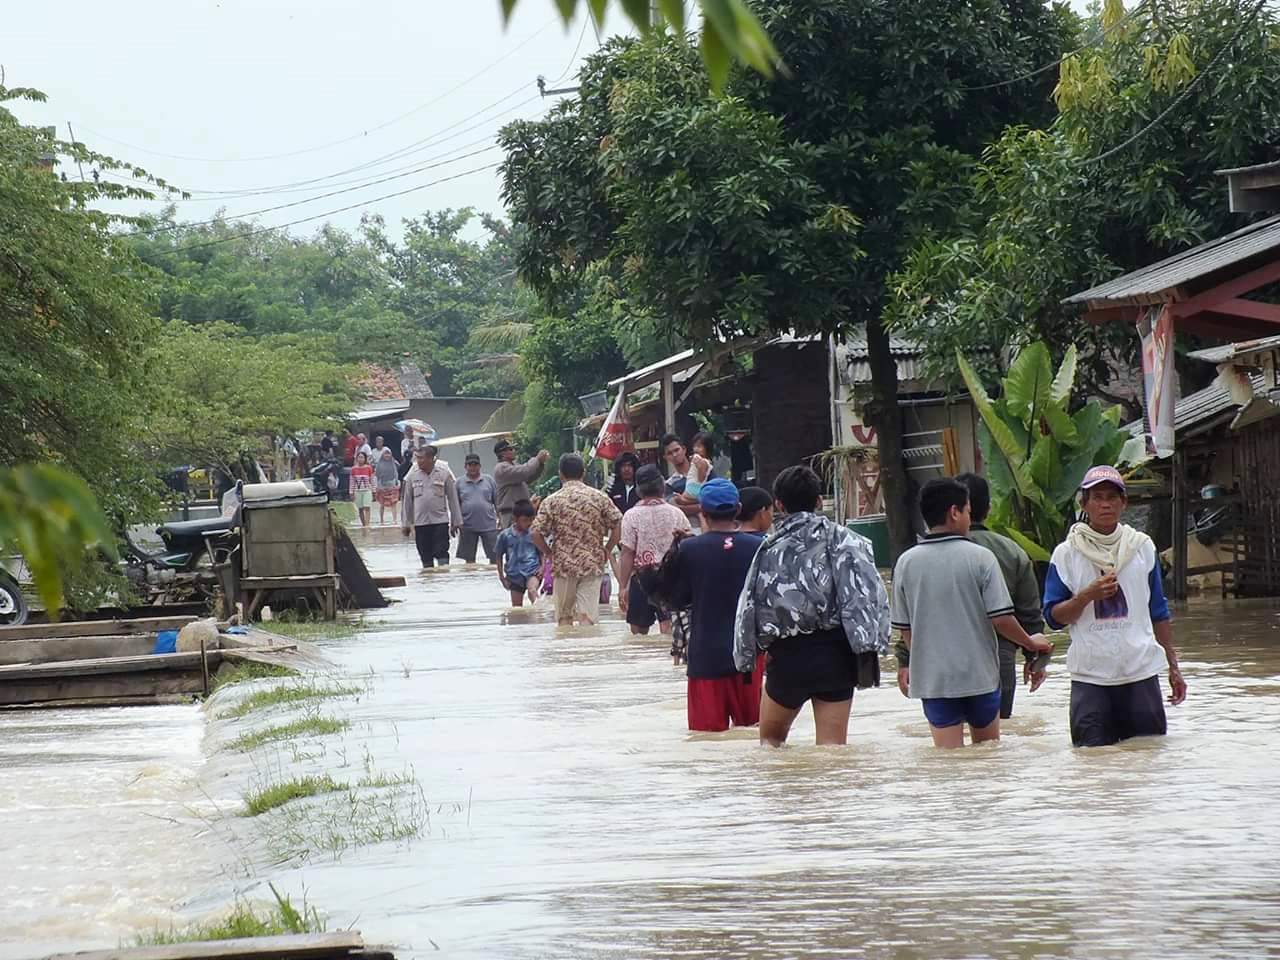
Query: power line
[[1079, 0, 1267, 166], [104, 96, 549, 203], [961, 2, 1148, 92], [76, 15, 561, 164], [168, 162, 503, 252], [124, 145, 502, 236]]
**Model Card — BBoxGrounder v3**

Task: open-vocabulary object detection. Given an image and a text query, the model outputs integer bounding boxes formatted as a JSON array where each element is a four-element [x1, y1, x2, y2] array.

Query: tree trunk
[[863, 312, 914, 562]]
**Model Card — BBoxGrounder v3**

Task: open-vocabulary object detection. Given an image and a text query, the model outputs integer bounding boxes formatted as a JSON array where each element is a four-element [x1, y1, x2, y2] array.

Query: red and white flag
[[591, 392, 632, 461]]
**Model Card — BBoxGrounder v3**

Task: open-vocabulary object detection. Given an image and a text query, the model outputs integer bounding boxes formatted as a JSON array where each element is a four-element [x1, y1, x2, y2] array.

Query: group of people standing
[[391, 427, 1186, 752]]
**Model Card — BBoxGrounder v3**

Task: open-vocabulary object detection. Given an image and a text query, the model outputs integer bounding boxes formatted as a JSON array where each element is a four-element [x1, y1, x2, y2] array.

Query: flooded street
[[4, 528, 1280, 958]]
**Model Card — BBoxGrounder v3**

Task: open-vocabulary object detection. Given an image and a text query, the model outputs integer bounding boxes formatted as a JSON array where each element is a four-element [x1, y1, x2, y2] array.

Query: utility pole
[[537, 75, 579, 98], [65, 122, 87, 182]]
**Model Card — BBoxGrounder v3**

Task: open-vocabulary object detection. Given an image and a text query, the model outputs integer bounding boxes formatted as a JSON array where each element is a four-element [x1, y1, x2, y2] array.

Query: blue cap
[[698, 478, 740, 516]]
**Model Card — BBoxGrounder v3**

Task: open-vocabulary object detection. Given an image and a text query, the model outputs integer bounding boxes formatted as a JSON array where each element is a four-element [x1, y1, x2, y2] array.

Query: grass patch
[[261, 619, 359, 642], [228, 716, 350, 753], [222, 679, 362, 720], [329, 501, 357, 526], [358, 770, 415, 789], [212, 660, 294, 691], [270, 781, 428, 862], [243, 775, 347, 816], [135, 884, 323, 942]]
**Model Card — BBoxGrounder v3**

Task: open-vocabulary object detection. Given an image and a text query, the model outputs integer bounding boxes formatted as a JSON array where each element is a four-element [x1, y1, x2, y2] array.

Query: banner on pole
[[1137, 305, 1176, 459], [591, 391, 632, 461]]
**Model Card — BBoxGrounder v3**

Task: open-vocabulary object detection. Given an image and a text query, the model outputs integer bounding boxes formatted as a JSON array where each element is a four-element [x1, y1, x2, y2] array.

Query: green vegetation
[[500, 0, 1074, 559], [957, 342, 1148, 560], [892, 0, 1280, 406], [262, 619, 359, 642], [135, 885, 323, 942], [228, 716, 350, 753], [270, 779, 428, 862], [212, 660, 295, 691], [242, 775, 347, 816], [221, 679, 362, 720], [358, 770, 416, 789]]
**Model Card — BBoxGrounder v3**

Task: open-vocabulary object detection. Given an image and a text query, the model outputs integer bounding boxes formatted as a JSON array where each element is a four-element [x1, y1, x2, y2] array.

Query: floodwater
[[3, 527, 1280, 959]]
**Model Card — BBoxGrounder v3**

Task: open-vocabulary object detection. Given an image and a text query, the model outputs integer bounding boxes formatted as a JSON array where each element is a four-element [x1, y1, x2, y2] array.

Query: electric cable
[[76, 15, 560, 163], [123, 145, 502, 236], [961, 1, 1148, 91], [1079, 0, 1267, 166], [168, 161, 502, 252]]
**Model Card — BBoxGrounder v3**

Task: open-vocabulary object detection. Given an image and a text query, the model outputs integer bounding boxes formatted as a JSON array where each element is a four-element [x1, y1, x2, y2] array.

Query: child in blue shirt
[[496, 500, 543, 606]]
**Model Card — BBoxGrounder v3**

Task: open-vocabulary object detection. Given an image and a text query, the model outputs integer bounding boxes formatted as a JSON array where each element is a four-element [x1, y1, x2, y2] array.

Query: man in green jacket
[[896, 473, 1046, 718]]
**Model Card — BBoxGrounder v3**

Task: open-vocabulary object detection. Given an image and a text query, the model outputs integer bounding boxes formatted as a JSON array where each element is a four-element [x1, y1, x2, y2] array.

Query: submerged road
[[4, 526, 1280, 958]]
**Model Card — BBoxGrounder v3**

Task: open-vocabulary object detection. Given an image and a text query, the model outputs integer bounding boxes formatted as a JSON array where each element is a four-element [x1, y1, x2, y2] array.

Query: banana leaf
[[1003, 341, 1054, 421], [958, 351, 1042, 504], [1050, 345, 1078, 404], [999, 523, 1053, 563]]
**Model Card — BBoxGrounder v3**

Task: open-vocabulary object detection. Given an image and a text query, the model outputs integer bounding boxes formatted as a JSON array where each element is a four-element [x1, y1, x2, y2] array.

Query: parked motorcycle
[[0, 567, 28, 626], [123, 518, 238, 604]]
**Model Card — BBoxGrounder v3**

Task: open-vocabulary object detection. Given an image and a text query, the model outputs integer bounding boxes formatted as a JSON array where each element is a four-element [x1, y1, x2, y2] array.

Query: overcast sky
[[7, 0, 608, 238]]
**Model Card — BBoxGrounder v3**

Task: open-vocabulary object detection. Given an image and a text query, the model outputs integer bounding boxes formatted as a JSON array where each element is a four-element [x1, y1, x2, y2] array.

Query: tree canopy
[[501, 0, 1074, 556], [891, 0, 1280, 406]]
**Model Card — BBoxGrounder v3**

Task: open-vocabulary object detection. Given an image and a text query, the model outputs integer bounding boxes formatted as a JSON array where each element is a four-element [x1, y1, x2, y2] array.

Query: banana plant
[[957, 343, 1148, 561]]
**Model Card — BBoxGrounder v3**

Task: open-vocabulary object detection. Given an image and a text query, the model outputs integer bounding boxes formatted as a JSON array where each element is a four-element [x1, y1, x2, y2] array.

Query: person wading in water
[[734, 465, 891, 746], [1043, 465, 1187, 747], [892, 478, 1053, 749], [895, 473, 1047, 719]]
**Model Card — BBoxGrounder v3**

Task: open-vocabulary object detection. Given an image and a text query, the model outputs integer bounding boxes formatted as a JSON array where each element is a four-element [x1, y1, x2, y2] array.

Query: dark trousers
[[998, 638, 1018, 719], [1070, 676, 1167, 747], [413, 523, 451, 568], [457, 528, 498, 563]]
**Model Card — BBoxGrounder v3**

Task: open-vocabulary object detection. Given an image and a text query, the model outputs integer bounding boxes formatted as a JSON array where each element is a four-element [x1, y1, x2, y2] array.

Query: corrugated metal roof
[[1125, 374, 1266, 438], [838, 333, 926, 385], [1063, 214, 1280, 305], [1215, 159, 1280, 176], [1187, 333, 1280, 365]]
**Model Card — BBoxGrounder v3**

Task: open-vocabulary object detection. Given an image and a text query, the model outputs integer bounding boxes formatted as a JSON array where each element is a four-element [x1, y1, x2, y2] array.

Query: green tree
[[891, 0, 1280, 406], [957, 343, 1147, 559], [143, 322, 358, 473], [502, 1, 1072, 557], [500, 0, 779, 90]]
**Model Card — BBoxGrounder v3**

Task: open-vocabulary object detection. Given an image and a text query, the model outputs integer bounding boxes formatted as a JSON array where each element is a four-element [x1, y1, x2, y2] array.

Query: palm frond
[[469, 322, 533, 351]]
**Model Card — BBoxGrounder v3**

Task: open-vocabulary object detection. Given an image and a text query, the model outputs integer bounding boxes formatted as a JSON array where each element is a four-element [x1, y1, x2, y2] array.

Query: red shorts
[[687, 656, 764, 732]]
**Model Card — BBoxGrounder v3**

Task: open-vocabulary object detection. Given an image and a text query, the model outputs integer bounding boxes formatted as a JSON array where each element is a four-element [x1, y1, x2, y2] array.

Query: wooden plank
[[1169, 256, 1280, 318], [0, 650, 223, 681], [0, 635, 157, 667], [42, 931, 366, 960], [239, 575, 340, 588], [335, 525, 389, 609], [0, 616, 196, 643], [372, 576, 407, 588], [0, 670, 207, 707]]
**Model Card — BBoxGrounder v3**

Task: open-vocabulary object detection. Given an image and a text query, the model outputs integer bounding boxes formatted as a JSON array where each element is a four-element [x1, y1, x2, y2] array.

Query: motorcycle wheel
[[0, 573, 29, 626]]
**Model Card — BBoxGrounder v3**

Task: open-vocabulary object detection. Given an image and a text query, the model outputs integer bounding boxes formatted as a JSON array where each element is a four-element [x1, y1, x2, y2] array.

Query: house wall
[[361, 397, 508, 473], [749, 342, 832, 493], [831, 375, 978, 518]]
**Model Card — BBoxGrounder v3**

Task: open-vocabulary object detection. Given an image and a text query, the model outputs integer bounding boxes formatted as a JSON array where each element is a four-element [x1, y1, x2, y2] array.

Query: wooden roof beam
[[1168, 256, 1280, 318]]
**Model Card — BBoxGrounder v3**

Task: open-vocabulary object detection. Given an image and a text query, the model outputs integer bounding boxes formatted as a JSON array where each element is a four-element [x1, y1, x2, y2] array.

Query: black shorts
[[1070, 676, 1167, 747], [626, 576, 669, 629], [764, 627, 858, 710]]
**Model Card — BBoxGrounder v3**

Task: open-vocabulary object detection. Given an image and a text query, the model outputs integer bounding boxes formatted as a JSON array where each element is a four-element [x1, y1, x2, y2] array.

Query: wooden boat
[[0, 615, 325, 709]]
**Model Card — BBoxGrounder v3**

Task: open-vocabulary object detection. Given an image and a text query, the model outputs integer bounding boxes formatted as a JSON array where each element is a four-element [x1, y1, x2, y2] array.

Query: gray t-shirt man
[[891, 534, 1015, 699]]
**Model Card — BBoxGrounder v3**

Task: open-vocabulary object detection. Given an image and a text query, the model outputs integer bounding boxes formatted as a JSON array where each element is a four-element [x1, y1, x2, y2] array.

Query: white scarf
[[1066, 521, 1146, 574]]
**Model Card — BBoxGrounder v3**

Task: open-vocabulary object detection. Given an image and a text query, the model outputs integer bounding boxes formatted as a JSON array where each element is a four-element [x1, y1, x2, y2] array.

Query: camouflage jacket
[[734, 512, 891, 673]]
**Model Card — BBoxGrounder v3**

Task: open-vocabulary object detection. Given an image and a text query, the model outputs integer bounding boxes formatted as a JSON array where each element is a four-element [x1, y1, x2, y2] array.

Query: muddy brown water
[[3, 528, 1279, 959]]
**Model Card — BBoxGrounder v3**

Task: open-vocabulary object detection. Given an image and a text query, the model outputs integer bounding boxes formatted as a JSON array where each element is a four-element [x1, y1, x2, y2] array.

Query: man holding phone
[[1042, 466, 1187, 747]]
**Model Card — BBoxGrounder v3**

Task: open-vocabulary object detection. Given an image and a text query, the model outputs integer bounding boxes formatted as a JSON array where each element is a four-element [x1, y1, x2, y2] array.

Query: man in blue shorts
[[891, 478, 1053, 748]]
